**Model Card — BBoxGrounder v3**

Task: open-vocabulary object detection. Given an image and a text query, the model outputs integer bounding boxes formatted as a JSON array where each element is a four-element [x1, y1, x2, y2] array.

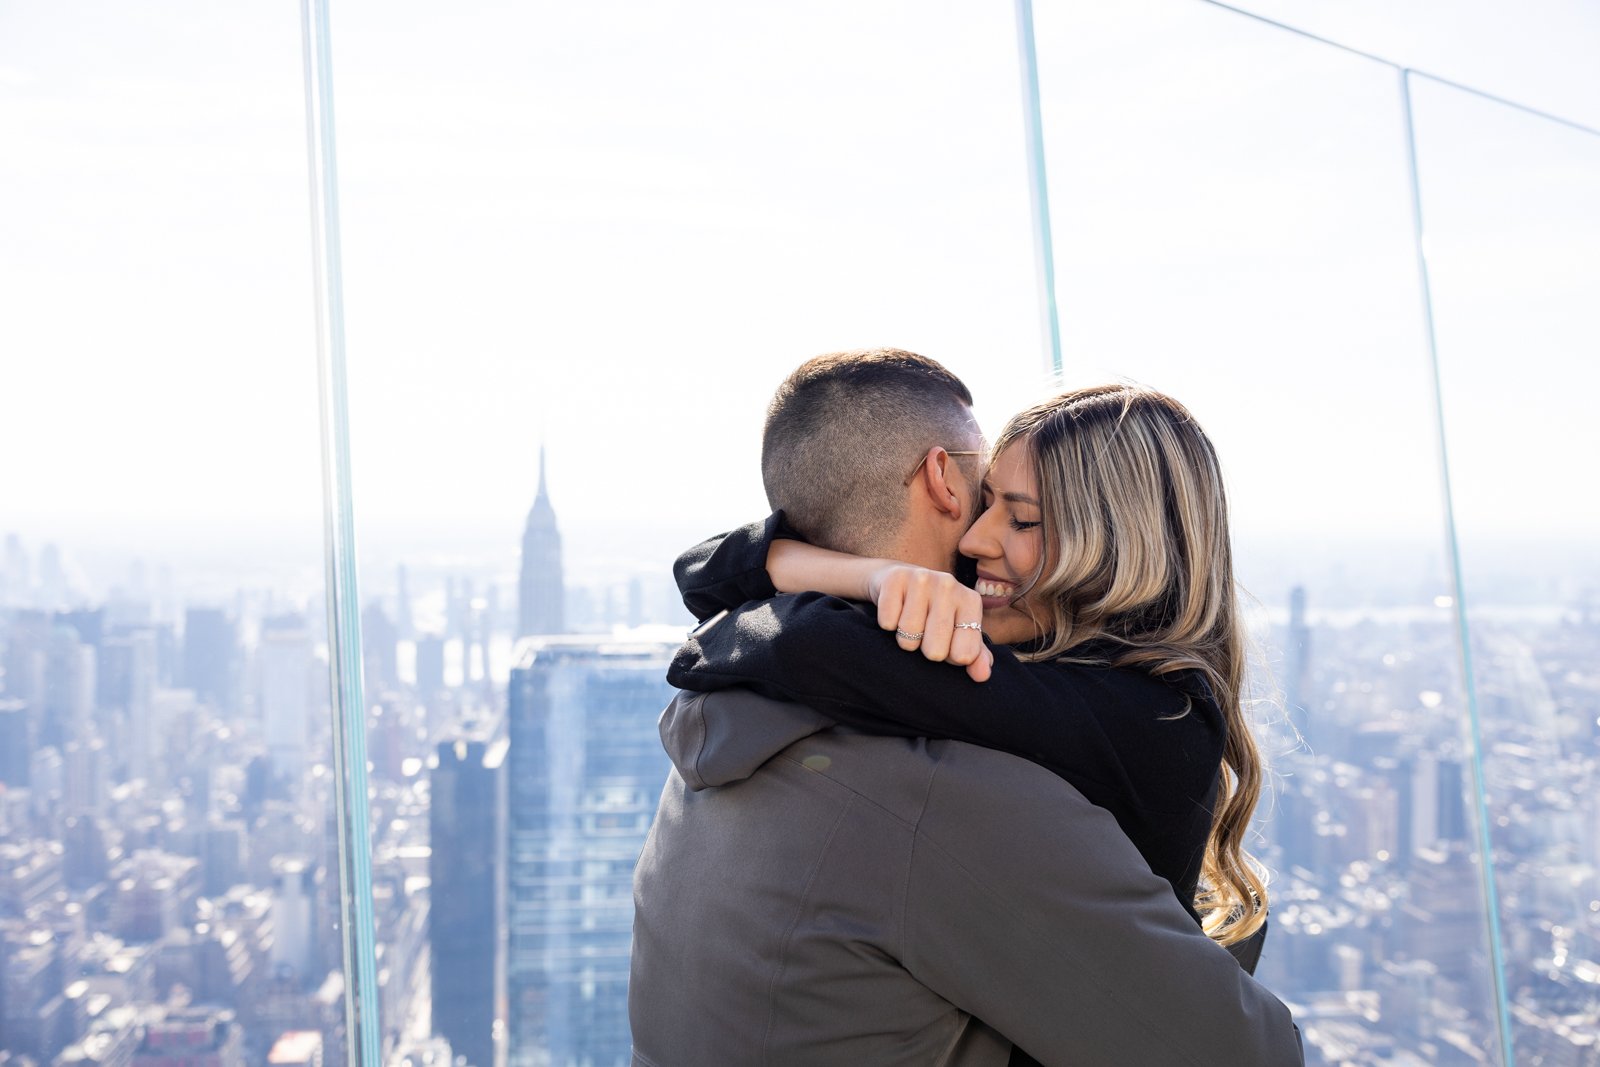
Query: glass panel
[[1180, 2, 1600, 131], [1029, 1, 1507, 1060], [1410, 74, 1600, 1064], [326, 2, 1039, 1063], [0, 5, 354, 1064]]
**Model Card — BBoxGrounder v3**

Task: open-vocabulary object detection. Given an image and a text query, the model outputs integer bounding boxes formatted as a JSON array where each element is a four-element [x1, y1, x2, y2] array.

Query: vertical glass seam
[[1398, 66, 1515, 1067], [1013, 0, 1063, 377], [299, 0, 383, 1063]]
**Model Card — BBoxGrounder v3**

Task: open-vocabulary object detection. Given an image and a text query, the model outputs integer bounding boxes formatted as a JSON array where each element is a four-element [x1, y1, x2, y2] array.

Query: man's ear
[[915, 447, 967, 521]]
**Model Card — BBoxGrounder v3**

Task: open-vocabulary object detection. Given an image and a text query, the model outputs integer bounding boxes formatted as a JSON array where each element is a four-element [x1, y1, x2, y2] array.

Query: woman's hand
[[867, 565, 993, 683], [765, 541, 993, 682]]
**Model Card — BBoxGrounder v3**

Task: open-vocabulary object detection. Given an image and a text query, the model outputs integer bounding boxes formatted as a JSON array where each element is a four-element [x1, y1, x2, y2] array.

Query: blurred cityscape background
[[3, 1, 1597, 1065], [4, 472, 1598, 1065]]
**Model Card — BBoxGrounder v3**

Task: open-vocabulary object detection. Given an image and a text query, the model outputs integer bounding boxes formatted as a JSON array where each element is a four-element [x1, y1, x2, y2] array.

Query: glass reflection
[[1027, 0, 1509, 1059], [329, 1, 1040, 1063], [1410, 71, 1600, 1063], [0, 2, 352, 1063]]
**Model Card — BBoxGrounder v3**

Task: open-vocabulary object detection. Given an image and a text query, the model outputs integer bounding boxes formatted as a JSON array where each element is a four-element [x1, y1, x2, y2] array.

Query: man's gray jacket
[[629, 689, 1303, 1066]]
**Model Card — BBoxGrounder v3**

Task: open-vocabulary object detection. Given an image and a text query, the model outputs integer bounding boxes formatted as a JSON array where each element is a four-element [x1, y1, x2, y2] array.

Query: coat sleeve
[[668, 594, 1221, 817], [672, 513, 789, 622], [902, 751, 1303, 1067]]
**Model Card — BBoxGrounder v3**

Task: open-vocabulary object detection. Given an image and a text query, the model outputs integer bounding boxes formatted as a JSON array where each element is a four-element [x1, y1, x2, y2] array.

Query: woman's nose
[[959, 513, 998, 559]]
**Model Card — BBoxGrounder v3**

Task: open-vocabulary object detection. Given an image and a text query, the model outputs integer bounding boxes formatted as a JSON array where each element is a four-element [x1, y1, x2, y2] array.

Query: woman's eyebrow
[[981, 478, 1038, 506], [996, 487, 1040, 506]]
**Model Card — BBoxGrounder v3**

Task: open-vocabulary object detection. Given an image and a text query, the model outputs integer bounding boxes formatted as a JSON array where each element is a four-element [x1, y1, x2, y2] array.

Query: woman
[[673, 383, 1268, 956]]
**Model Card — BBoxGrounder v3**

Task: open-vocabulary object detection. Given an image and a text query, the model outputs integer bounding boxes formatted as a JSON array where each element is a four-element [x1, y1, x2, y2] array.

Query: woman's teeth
[[977, 579, 1015, 598]]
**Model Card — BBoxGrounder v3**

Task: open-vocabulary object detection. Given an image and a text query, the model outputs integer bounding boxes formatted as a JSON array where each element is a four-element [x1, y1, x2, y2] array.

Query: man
[[629, 349, 1301, 1065]]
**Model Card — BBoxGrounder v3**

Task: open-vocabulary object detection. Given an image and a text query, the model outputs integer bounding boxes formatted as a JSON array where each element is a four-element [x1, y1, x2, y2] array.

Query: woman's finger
[[946, 588, 985, 667], [894, 572, 932, 651], [876, 568, 909, 633], [919, 575, 961, 664], [964, 644, 994, 683]]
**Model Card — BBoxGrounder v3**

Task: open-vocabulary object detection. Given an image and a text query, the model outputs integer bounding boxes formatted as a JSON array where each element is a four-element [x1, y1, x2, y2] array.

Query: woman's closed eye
[[1008, 516, 1041, 532]]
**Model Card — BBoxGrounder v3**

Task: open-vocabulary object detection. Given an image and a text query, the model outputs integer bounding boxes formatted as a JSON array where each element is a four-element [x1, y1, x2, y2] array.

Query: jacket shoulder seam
[[771, 751, 924, 832], [897, 755, 944, 965], [685, 692, 712, 790]]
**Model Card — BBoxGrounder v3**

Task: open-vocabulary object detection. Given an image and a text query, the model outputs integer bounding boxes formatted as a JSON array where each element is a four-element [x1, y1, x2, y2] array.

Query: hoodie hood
[[659, 689, 833, 790]]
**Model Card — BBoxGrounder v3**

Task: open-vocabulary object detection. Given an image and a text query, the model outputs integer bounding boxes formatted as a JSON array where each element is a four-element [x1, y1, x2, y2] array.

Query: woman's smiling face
[[958, 444, 1049, 645]]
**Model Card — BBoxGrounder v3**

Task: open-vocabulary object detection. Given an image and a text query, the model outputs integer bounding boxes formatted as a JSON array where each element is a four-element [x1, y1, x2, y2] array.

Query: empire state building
[[518, 445, 565, 637]]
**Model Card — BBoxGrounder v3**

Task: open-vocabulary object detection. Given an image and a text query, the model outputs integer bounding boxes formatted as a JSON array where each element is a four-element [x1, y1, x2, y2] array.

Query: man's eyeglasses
[[903, 450, 983, 487]]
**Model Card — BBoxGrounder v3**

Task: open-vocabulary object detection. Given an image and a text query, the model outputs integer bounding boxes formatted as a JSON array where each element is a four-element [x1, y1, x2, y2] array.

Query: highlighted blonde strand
[[995, 385, 1268, 947]]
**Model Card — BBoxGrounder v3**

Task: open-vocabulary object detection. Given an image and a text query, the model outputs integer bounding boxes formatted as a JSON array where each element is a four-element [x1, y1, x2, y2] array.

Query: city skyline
[[3, 430, 1598, 1064]]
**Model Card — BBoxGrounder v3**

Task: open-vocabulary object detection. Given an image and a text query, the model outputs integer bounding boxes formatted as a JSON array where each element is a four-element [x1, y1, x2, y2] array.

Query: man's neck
[[882, 528, 956, 576]]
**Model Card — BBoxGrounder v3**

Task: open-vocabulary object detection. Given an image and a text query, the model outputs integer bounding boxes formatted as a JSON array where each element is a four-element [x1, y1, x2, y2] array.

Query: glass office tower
[[430, 731, 507, 1067], [506, 642, 675, 1067]]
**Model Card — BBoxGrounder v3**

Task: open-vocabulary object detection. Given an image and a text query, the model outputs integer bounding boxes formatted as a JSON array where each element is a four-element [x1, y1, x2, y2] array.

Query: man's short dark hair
[[761, 348, 978, 556]]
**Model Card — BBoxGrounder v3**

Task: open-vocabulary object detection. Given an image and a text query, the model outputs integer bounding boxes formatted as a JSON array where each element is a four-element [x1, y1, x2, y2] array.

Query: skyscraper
[[505, 638, 674, 1067], [517, 447, 565, 638], [183, 607, 239, 715], [259, 614, 313, 781], [430, 729, 507, 1067], [0, 699, 34, 788], [415, 634, 446, 699], [2, 611, 51, 711], [43, 622, 95, 749], [1408, 753, 1442, 858], [395, 563, 414, 641], [270, 856, 317, 983], [361, 602, 399, 693], [108, 629, 159, 784], [2, 532, 29, 603]]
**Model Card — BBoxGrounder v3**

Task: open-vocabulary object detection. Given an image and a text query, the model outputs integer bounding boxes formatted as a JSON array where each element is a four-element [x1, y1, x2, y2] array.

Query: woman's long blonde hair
[[994, 384, 1267, 946]]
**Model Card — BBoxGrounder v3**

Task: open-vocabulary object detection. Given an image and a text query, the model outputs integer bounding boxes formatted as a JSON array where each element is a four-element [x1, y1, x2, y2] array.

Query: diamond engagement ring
[[895, 629, 925, 641], [954, 621, 983, 631]]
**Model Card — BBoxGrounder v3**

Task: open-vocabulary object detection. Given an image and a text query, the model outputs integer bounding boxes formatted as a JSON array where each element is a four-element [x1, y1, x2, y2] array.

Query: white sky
[[2, 0, 1597, 589]]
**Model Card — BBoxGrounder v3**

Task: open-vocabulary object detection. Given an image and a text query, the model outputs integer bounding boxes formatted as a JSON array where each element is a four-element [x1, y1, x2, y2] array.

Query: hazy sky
[[2, 0, 1596, 587]]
